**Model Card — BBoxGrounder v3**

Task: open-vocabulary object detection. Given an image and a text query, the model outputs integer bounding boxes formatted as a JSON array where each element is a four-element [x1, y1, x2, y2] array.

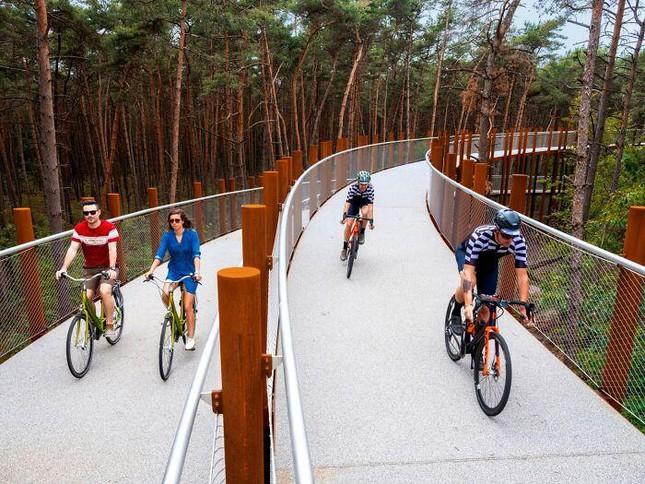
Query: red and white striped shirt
[[71, 220, 120, 268]]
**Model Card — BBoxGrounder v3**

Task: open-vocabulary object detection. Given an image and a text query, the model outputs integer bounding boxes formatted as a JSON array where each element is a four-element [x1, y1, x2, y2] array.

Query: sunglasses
[[83, 210, 98, 216], [169, 218, 183, 224]]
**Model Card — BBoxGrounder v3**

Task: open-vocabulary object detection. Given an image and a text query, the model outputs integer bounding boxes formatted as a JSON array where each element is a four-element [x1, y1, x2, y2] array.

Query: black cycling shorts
[[455, 247, 499, 296], [347, 199, 370, 217]]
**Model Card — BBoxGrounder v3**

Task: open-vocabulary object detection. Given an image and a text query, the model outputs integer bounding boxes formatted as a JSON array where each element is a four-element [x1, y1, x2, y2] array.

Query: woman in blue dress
[[145, 208, 202, 350]]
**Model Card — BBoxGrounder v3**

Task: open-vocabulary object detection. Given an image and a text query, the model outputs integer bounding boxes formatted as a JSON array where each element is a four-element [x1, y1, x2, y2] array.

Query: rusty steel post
[[247, 176, 256, 189], [13, 208, 47, 340], [147, 188, 160, 257], [217, 267, 264, 483], [371, 133, 379, 144], [473, 163, 488, 196], [307, 144, 318, 167], [217, 179, 227, 234], [460, 158, 474, 189], [601, 206, 645, 408], [193, 181, 204, 239], [430, 141, 444, 171], [509, 174, 528, 214], [292, 150, 303, 182], [444, 152, 457, 180], [107, 193, 126, 282], [262, 171, 279, 251]]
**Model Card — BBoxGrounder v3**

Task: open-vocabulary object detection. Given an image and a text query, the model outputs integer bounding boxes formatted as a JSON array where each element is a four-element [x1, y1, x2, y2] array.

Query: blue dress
[[155, 229, 201, 294]]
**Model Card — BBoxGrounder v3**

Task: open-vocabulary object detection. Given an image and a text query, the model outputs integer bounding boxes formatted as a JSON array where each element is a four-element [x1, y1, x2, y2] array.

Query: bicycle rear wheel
[[346, 239, 358, 279], [159, 314, 174, 381], [474, 331, 512, 416], [66, 315, 94, 378], [444, 296, 463, 361], [106, 287, 124, 345]]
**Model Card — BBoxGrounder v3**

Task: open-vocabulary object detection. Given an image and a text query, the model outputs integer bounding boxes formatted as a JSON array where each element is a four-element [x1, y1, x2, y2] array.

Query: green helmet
[[357, 170, 371, 183]]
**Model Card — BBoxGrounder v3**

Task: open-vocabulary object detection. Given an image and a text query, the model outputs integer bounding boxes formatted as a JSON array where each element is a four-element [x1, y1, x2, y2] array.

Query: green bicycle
[[61, 271, 124, 378], [144, 274, 198, 381]]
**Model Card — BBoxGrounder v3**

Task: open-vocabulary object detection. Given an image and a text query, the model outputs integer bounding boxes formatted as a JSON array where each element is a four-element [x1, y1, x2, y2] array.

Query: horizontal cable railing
[[0, 188, 262, 362], [278, 137, 432, 481], [426, 134, 645, 427]]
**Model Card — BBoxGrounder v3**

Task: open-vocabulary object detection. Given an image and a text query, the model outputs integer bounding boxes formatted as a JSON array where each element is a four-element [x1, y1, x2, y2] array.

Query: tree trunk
[[501, 75, 515, 133], [477, 0, 521, 163], [169, 0, 187, 203], [430, 4, 451, 137], [611, 18, 644, 191], [583, 0, 626, 218], [514, 63, 535, 133], [100, 104, 121, 206], [571, 0, 603, 240], [34, 0, 63, 233], [311, 56, 337, 145], [337, 31, 364, 140]]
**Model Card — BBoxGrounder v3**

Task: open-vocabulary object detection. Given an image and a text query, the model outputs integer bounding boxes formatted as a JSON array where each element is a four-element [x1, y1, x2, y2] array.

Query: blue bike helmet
[[494, 208, 521, 236], [357, 171, 371, 183]]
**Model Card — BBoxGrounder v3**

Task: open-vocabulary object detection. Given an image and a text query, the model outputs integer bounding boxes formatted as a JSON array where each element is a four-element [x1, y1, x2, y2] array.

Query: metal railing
[[277, 137, 432, 481], [426, 135, 645, 426], [0, 188, 262, 362]]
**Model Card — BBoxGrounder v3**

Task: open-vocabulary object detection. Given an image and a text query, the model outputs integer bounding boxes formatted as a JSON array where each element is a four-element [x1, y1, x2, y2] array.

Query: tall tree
[[169, 0, 187, 203], [34, 0, 63, 232]]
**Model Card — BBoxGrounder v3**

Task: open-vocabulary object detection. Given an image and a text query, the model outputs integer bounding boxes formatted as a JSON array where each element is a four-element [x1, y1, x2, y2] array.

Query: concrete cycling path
[[0, 231, 240, 483], [275, 161, 645, 482]]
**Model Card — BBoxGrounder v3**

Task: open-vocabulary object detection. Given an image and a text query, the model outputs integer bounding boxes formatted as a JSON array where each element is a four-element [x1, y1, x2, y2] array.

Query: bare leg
[[100, 282, 115, 327], [183, 292, 196, 337]]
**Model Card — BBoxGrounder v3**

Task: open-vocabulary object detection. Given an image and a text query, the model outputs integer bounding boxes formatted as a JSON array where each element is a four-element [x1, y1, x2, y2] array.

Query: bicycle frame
[[166, 287, 187, 342]]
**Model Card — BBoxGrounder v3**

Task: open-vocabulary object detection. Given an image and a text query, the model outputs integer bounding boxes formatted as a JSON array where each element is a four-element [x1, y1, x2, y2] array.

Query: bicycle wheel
[[444, 296, 463, 361], [159, 314, 174, 381], [106, 287, 124, 345], [346, 238, 358, 279], [66, 314, 94, 378], [474, 331, 512, 416]]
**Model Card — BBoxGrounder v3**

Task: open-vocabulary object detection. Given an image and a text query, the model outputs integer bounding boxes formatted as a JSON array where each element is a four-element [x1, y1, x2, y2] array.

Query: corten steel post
[[509, 174, 528, 214], [262, 171, 279, 251], [292, 150, 303, 182], [307, 144, 318, 168], [217, 267, 264, 484], [443, 153, 457, 180], [257, 174, 263, 188], [460, 158, 474, 189], [283, 156, 293, 186], [430, 141, 444, 170], [601, 206, 645, 408], [107, 193, 126, 283], [228, 178, 236, 192], [148, 188, 161, 258], [276, 159, 290, 202], [473, 163, 488, 196], [248, 176, 256, 189], [80, 196, 96, 204], [217, 179, 227, 234], [13, 208, 47, 340], [371, 133, 379, 144], [336, 137, 347, 153], [193, 181, 204, 240]]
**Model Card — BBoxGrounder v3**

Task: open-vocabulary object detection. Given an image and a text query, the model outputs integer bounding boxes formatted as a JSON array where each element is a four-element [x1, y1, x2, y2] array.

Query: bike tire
[[474, 331, 512, 416], [105, 286, 124, 345], [159, 314, 174, 381], [66, 314, 94, 378], [346, 239, 356, 279], [444, 296, 462, 361]]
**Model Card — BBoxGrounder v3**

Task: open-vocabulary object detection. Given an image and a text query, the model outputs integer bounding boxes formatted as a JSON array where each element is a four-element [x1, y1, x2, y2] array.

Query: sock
[[360, 227, 366, 234], [452, 300, 463, 316], [343, 241, 348, 250]]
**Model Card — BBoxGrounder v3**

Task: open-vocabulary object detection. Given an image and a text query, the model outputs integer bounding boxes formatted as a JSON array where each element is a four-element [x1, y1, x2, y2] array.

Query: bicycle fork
[[482, 326, 500, 377]]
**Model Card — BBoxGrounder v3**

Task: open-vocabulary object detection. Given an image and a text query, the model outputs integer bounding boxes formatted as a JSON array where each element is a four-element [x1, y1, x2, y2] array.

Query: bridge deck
[[0, 232, 240, 483], [275, 161, 645, 482]]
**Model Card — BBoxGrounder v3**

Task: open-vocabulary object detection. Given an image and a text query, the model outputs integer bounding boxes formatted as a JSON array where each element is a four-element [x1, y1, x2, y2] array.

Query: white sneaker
[[185, 337, 196, 351]]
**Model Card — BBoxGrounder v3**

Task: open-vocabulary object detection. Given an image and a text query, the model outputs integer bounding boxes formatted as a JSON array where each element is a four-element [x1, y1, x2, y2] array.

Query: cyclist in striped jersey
[[340, 171, 374, 261], [451, 209, 529, 325]]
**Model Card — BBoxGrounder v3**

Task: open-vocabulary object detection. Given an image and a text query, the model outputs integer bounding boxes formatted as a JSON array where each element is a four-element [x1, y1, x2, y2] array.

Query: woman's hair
[[167, 208, 193, 230]]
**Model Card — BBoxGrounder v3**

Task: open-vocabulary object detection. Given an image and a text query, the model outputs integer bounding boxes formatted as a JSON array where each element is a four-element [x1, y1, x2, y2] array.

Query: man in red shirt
[[56, 201, 121, 336]]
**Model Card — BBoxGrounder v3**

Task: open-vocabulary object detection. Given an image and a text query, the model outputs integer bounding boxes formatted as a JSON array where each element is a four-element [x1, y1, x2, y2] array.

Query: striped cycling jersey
[[460, 225, 527, 268], [346, 183, 375, 204]]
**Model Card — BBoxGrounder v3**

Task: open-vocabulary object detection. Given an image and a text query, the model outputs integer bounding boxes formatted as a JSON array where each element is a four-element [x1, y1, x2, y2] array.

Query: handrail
[[424, 146, 645, 275], [0, 188, 262, 258]]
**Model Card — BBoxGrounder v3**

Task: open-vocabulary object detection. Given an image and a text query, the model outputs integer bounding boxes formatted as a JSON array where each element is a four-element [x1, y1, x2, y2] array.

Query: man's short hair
[[81, 200, 99, 209]]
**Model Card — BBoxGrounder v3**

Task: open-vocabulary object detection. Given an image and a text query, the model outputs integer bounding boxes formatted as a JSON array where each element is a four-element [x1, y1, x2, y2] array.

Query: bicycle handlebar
[[59, 271, 109, 283], [144, 274, 202, 285], [476, 294, 535, 315], [344, 215, 374, 222]]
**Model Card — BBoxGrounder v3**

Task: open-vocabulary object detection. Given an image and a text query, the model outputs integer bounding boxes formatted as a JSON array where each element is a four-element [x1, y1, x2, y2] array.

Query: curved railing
[[426, 134, 645, 426], [277, 137, 432, 481], [0, 188, 262, 362]]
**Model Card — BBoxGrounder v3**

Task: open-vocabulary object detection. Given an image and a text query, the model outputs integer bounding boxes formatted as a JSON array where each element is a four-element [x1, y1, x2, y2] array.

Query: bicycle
[[60, 271, 124, 378], [444, 293, 534, 416], [144, 274, 199, 381], [343, 215, 374, 279]]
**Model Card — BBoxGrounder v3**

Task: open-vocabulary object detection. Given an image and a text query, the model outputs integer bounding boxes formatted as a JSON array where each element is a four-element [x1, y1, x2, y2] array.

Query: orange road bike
[[445, 293, 533, 416], [60, 271, 124, 378], [344, 215, 373, 279]]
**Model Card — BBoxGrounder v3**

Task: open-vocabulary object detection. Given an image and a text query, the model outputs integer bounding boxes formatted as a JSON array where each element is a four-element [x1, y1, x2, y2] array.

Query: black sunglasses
[[169, 218, 182, 223], [83, 210, 98, 216]]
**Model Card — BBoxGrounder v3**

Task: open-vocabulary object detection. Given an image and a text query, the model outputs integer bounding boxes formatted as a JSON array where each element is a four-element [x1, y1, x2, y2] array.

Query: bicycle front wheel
[[474, 331, 512, 416], [346, 239, 357, 279], [444, 296, 463, 361], [159, 314, 174, 381], [66, 315, 94, 378]]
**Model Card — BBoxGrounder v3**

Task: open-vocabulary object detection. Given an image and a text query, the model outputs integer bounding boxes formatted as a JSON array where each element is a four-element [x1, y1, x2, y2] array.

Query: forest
[[0, 0, 643, 252]]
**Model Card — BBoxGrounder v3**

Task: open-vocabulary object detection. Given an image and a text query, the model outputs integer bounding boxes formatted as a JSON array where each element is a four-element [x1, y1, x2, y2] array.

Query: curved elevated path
[[275, 161, 645, 482], [0, 232, 240, 483]]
